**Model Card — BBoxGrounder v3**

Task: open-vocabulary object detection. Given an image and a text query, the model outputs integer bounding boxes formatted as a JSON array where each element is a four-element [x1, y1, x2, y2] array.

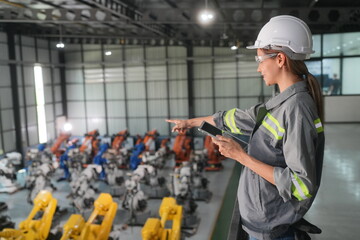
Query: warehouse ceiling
[[0, 0, 360, 46]]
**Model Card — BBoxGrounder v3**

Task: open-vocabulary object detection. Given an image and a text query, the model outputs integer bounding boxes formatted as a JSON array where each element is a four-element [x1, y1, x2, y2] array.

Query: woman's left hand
[[212, 135, 246, 162]]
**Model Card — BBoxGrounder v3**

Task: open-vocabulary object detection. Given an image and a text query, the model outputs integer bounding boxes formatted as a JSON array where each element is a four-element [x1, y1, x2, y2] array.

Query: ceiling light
[[105, 50, 112, 56], [198, 0, 215, 25], [56, 42, 65, 48], [56, 24, 65, 49], [231, 45, 238, 50]]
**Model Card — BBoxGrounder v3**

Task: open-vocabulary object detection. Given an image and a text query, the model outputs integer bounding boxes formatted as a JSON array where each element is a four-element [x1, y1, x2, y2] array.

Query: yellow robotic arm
[[142, 197, 182, 240], [60, 193, 118, 240], [0, 190, 57, 240]]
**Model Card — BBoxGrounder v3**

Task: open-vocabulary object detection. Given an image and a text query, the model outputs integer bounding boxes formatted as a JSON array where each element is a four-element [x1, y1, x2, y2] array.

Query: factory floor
[[1, 123, 360, 239], [305, 123, 360, 239]]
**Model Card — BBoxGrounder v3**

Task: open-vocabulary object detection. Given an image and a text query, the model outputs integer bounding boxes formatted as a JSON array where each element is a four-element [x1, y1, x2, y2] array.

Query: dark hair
[[286, 60, 324, 122]]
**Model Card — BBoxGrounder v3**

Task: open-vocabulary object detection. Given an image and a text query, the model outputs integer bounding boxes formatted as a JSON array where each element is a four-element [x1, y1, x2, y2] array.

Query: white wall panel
[[149, 118, 168, 135], [169, 99, 188, 117], [22, 46, 36, 61], [53, 68, 60, 84], [108, 119, 127, 134], [0, 32, 7, 42], [0, 44, 9, 60], [55, 103, 63, 116], [215, 79, 237, 97], [67, 102, 85, 118], [65, 51, 82, 63], [0, 88, 13, 108], [23, 67, 35, 85], [84, 50, 102, 62], [193, 79, 213, 97], [25, 86, 36, 105], [238, 62, 259, 77], [125, 47, 143, 64], [106, 83, 125, 100], [86, 101, 105, 117], [126, 66, 145, 81], [38, 48, 49, 63], [194, 63, 212, 79], [168, 64, 187, 80], [42, 67, 52, 84], [45, 104, 54, 121], [194, 99, 214, 116], [126, 82, 146, 99], [168, 46, 186, 58], [87, 118, 106, 134], [46, 122, 55, 140], [0, 66, 11, 87], [105, 67, 124, 82], [215, 98, 237, 112], [28, 125, 39, 146], [3, 131, 16, 152], [238, 98, 260, 110], [128, 118, 147, 135], [239, 78, 262, 96], [21, 36, 35, 46], [146, 65, 166, 81], [51, 49, 59, 64], [66, 69, 83, 83], [26, 106, 37, 125], [18, 87, 24, 107], [84, 68, 103, 83], [54, 86, 62, 102], [67, 118, 86, 136], [66, 84, 84, 100], [107, 101, 126, 117], [127, 100, 146, 117], [36, 39, 48, 48], [104, 47, 123, 62], [169, 80, 188, 98], [214, 61, 236, 78], [148, 100, 168, 117], [147, 81, 167, 99], [194, 47, 211, 56], [44, 86, 53, 104], [146, 47, 166, 60], [1, 109, 15, 130], [85, 83, 104, 100]]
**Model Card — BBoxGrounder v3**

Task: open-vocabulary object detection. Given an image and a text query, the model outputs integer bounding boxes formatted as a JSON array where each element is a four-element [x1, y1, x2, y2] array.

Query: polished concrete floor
[[305, 124, 360, 239], [1, 124, 359, 239]]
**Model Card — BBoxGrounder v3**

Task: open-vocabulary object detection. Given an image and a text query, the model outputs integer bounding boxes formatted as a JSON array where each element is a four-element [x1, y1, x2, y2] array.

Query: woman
[[167, 15, 325, 240]]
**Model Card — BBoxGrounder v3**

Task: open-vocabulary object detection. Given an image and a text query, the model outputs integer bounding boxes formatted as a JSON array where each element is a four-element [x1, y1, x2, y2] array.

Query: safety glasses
[[255, 53, 278, 63]]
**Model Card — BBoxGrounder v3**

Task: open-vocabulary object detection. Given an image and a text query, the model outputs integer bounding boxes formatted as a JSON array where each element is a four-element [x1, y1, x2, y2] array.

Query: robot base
[[205, 162, 223, 171], [193, 189, 213, 203], [141, 184, 171, 199], [125, 210, 152, 226], [0, 215, 15, 231], [0, 181, 21, 194], [110, 186, 126, 197], [181, 213, 201, 237]]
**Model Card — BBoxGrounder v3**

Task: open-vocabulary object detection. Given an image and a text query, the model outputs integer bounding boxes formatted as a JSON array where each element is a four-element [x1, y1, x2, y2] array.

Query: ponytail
[[286, 59, 324, 122], [306, 72, 324, 122]]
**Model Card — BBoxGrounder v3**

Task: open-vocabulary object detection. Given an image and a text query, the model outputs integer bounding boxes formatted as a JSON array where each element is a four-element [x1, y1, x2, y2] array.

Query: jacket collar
[[265, 80, 308, 110]]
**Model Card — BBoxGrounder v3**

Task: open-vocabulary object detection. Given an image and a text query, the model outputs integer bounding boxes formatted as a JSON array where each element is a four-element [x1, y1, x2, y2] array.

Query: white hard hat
[[247, 15, 315, 60]]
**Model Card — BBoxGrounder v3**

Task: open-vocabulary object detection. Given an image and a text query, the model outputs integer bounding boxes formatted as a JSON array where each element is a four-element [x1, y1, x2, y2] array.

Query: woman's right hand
[[165, 119, 191, 134]]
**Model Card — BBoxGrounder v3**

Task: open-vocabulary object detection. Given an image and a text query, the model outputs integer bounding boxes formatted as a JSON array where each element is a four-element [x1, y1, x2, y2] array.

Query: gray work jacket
[[213, 80, 325, 240]]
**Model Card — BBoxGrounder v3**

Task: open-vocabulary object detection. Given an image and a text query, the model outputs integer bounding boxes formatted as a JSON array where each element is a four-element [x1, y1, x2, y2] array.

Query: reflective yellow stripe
[[291, 172, 312, 201], [314, 118, 324, 133], [225, 108, 242, 134], [266, 113, 285, 133], [261, 113, 285, 140]]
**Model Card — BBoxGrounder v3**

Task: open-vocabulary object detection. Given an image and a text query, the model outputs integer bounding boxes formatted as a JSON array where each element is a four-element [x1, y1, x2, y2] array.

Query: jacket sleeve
[[212, 104, 261, 136], [273, 105, 319, 202]]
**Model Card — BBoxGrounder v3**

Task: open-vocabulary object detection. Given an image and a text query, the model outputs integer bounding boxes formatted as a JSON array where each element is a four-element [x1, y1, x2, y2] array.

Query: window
[[34, 65, 47, 143]]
